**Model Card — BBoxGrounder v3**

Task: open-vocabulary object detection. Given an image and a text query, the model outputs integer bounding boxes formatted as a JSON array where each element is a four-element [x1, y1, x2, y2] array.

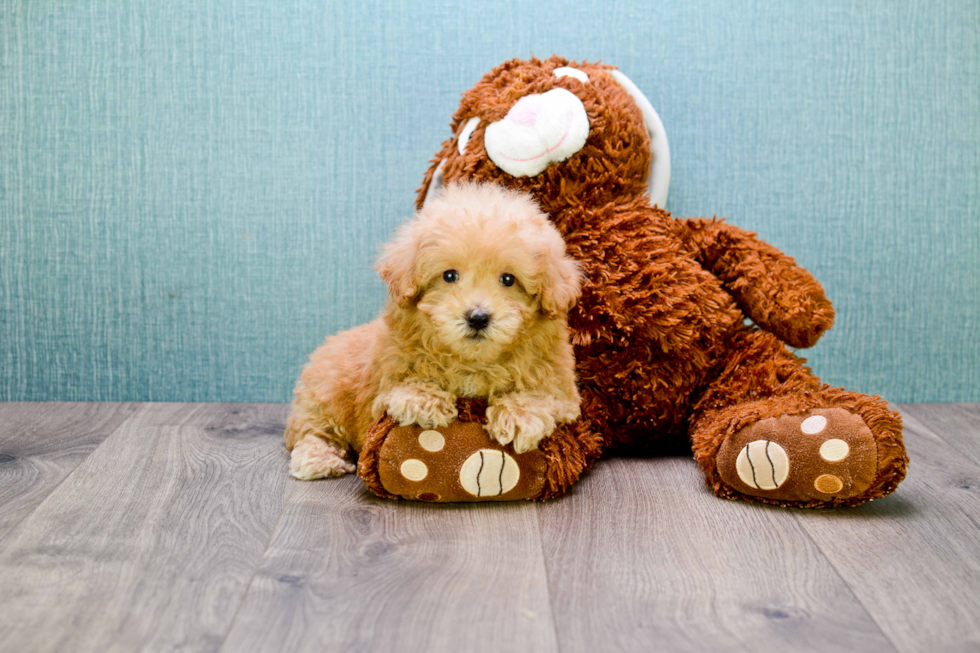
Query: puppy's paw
[[486, 394, 560, 454], [289, 434, 355, 480], [382, 382, 458, 429]]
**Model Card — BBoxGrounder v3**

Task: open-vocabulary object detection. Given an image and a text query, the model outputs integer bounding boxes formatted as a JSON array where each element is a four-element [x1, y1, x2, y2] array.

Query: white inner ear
[[610, 70, 671, 209], [554, 67, 589, 83], [422, 159, 445, 206], [458, 117, 480, 154]]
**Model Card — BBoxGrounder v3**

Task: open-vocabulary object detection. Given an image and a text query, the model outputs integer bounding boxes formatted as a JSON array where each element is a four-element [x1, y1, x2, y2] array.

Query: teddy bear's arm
[[680, 218, 835, 348]]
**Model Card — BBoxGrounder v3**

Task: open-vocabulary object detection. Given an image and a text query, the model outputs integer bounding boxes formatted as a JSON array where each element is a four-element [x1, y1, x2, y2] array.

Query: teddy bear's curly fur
[[401, 55, 908, 507]]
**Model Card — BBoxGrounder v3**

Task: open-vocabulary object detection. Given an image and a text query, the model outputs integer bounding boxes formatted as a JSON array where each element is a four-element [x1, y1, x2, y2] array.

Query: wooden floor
[[0, 403, 977, 652]]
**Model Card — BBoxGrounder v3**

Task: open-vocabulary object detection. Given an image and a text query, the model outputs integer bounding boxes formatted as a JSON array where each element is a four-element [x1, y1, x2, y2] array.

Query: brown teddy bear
[[359, 56, 908, 507]]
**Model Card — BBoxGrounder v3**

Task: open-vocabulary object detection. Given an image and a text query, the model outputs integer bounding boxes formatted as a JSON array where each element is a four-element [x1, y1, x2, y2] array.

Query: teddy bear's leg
[[688, 329, 908, 507]]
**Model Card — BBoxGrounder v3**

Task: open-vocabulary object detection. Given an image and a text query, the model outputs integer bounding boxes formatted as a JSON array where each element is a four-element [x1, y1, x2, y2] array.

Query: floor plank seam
[[790, 511, 902, 653], [0, 404, 141, 550], [216, 479, 298, 653], [534, 502, 566, 653]]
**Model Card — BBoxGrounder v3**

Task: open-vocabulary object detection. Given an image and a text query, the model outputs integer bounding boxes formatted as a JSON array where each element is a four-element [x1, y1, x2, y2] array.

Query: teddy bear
[[358, 56, 908, 507]]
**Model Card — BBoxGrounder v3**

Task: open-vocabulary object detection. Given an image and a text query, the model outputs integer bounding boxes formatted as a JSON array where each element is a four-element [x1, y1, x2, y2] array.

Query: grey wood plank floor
[[0, 403, 977, 653], [0, 402, 138, 543]]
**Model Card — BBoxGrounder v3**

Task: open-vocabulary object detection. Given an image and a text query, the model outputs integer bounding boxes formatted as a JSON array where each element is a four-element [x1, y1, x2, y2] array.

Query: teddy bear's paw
[[383, 384, 458, 429], [289, 434, 356, 481], [486, 397, 558, 454], [715, 408, 878, 502], [373, 421, 551, 502]]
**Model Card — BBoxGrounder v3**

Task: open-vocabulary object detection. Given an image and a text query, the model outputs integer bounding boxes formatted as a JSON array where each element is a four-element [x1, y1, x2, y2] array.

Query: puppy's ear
[[538, 236, 583, 319], [376, 222, 422, 308]]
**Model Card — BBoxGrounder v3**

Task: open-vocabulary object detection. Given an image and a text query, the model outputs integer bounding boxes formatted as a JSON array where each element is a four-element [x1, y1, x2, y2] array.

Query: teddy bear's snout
[[484, 88, 590, 178]]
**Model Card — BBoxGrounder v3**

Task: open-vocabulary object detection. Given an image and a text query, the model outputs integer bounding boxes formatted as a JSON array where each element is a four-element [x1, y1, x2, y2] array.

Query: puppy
[[284, 182, 582, 480]]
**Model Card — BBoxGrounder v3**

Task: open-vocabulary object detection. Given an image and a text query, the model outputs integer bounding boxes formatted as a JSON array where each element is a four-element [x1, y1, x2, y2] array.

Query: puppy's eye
[[499, 273, 516, 287], [443, 270, 459, 283]]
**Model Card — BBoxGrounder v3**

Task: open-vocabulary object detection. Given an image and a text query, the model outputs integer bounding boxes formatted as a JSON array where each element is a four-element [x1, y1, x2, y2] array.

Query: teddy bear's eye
[[499, 273, 516, 287], [443, 270, 459, 283], [553, 67, 589, 83]]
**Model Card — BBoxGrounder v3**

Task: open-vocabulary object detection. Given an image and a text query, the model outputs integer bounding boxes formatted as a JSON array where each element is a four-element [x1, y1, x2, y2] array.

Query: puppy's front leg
[[290, 434, 356, 480], [486, 393, 581, 454], [378, 379, 458, 429]]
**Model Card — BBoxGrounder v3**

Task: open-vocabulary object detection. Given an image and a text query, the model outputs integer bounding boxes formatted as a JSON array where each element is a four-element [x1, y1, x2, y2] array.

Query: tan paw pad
[[814, 474, 844, 494], [418, 430, 445, 452], [735, 441, 790, 490], [459, 449, 520, 497], [800, 414, 828, 434], [400, 459, 428, 481], [819, 438, 849, 462]]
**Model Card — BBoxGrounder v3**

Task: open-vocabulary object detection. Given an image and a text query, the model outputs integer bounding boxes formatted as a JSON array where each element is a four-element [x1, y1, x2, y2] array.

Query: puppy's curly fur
[[284, 182, 582, 480]]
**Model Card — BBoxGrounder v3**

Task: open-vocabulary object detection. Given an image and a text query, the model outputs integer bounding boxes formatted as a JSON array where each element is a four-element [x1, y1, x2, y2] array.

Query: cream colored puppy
[[284, 182, 582, 480]]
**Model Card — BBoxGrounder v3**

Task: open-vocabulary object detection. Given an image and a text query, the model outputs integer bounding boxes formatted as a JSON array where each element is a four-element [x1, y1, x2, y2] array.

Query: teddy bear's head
[[417, 56, 671, 215]]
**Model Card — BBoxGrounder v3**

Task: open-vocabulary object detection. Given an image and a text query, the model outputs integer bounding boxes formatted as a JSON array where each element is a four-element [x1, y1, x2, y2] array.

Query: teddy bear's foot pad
[[376, 421, 549, 502], [715, 408, 878, 502]]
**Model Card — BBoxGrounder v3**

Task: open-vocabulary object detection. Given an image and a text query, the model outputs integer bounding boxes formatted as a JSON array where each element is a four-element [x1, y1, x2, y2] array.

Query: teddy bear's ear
[[609, 70, 671, 210], [417, 134, 456, 210], [418, 159, 445, 209]]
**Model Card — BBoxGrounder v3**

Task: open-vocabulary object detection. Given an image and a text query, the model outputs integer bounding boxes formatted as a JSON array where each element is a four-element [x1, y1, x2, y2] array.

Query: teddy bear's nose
[[507, 96, 543, 127], [465, 309, 491, 331]]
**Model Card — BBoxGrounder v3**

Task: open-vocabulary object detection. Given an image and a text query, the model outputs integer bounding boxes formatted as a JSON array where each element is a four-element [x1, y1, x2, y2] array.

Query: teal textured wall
[[1, 0, 978, 402]]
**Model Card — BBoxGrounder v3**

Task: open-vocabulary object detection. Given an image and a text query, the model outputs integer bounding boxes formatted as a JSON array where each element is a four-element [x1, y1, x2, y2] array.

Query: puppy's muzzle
[[465, 309, 491, 332]]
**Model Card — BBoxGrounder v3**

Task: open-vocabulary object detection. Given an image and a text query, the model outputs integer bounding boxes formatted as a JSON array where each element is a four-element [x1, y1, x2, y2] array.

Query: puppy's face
[[378, 183, 581, 363], [415, 254, 535, 362]]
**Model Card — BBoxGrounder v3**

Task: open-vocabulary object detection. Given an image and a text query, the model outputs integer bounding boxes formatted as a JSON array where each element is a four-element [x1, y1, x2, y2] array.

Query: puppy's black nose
[[465, 309, 491, 331]]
